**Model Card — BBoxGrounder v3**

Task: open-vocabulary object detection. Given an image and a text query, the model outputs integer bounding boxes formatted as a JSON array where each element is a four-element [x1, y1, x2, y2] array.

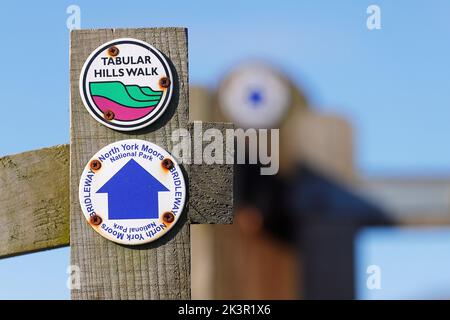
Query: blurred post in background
[[189, 55, 450, 299], [190, 61, 381, 299]]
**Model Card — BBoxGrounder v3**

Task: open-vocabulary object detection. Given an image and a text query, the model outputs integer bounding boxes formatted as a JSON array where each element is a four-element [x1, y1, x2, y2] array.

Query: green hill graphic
[[90, 81, 163, 108]]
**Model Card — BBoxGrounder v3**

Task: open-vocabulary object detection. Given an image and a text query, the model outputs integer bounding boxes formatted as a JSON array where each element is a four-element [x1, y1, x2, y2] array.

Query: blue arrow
[[96, 159, 169, 220]]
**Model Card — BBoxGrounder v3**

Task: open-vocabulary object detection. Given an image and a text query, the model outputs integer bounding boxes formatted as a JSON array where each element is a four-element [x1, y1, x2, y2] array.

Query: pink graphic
[[93, 96, 155, 121]]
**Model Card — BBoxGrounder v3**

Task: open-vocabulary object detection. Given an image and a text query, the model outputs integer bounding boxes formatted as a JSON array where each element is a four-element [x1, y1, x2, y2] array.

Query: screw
[[104, 110, 115, 121], [161, 158, 174, 170], [89, 159, 102, 171], [162, 212, 175, 223], [108, 46, 119, 57], [90, 214, 102, 226], [159, 77, 171, 88]]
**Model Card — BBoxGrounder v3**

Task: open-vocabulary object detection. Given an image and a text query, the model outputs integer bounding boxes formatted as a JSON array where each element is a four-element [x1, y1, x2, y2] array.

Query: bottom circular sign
[[78, 139, 186, 245]]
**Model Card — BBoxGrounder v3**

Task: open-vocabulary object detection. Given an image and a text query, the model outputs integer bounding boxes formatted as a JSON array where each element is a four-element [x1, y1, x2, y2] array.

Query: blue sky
[[0, 0, 449, 299], [356, 227, 450, 299]]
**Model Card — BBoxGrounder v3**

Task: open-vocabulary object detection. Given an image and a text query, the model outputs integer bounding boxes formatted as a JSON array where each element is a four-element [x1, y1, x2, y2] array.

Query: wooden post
[[0, 145, 69, 258], [70, 28, 233, 299]]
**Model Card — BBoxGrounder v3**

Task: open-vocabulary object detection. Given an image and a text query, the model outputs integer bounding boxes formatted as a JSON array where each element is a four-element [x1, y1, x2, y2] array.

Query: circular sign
[[218, 62, 291, 129], [78, 139, 186, 245], [79, 38, 173, 131]]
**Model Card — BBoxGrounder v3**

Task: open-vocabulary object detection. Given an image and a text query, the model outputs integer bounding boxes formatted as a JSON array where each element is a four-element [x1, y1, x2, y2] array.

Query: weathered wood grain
[[0, 145, 69, 258], [189, 122, 234, 224], [70, 28, 190, 300]]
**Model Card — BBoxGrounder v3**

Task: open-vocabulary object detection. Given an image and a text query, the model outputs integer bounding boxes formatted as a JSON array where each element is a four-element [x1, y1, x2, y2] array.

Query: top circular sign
[[79, 38, 173, 131], [218, 62, 291, 129]]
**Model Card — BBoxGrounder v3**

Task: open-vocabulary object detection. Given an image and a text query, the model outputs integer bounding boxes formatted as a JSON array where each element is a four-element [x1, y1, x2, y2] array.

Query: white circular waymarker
[[78, 139, 186, 245], [79, 38, 173, 131], [218, 62, 291, 129]]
